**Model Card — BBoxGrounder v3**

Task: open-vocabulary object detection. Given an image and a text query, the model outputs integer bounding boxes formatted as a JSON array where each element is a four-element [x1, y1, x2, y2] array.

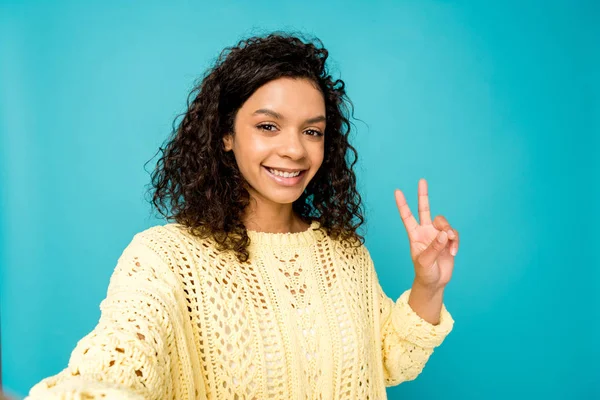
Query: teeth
[[268, 168, 302, 178]]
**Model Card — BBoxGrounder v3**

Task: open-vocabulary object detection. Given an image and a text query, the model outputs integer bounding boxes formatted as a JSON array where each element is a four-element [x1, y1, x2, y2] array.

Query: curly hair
[[146, 32, 365, 262]]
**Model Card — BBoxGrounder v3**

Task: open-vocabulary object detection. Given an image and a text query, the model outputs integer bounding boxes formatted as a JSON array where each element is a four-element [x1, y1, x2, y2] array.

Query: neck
[[242, 197, 308, 234]]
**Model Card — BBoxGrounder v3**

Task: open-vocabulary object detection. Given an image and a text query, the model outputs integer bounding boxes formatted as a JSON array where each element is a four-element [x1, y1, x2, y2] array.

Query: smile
[[267, 168, 302, 177], [263, 166, 306, 186]]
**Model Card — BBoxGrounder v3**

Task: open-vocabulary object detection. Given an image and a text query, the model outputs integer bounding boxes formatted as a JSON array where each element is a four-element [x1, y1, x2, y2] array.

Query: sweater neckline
[[247, 220, 321, 247]]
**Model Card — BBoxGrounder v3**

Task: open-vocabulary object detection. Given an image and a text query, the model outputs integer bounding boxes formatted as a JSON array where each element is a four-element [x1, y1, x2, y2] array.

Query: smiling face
[[223, 77, 326, 213]]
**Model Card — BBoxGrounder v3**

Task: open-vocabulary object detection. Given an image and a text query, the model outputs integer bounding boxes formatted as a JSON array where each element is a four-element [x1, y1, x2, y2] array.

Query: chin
[[268, 193, 304, 205]]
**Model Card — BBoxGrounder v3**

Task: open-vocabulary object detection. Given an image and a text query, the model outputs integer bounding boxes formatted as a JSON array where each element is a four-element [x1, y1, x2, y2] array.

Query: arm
[[408, 282, 446, 325], [26, 231, 187, 400], [368, 253, 455, 386]]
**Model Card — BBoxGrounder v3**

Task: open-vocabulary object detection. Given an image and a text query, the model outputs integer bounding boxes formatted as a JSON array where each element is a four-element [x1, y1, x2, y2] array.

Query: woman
[[27, 33, 459, 399]]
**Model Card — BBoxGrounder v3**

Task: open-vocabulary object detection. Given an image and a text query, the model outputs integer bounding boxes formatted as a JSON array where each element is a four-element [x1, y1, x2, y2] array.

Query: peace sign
[[394, 178, 459, 290]]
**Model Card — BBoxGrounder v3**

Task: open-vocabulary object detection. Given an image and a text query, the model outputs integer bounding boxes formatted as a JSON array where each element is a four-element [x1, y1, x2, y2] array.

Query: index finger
[[395, 189, 419, 237]]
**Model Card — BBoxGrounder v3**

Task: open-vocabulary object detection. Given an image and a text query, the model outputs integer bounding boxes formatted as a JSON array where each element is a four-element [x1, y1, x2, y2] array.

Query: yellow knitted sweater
[[27, 221, 454, 399]]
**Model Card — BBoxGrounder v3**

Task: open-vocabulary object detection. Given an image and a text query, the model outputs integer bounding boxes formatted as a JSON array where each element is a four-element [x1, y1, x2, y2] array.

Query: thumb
[[417, 230, 448, 268]]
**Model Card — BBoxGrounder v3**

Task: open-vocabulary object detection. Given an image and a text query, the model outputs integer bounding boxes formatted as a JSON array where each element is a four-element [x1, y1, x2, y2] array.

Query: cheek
[[234, 140, 273, 185], [235, 136, 267, 166], [243, 134, 271, 156]]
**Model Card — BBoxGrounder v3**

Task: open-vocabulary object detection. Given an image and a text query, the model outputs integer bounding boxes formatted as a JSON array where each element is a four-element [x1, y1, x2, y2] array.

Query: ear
[[222, 134, 233, 151]]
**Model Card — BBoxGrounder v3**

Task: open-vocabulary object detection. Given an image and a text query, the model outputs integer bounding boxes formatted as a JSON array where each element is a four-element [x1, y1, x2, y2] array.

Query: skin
[[223, 77, 326, 234], [224, 77, 461, 325], [395, 179, 460, 325]]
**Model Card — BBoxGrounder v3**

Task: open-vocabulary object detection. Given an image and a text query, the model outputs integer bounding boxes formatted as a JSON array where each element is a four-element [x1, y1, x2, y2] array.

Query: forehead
[[240, 77, 326, 119]]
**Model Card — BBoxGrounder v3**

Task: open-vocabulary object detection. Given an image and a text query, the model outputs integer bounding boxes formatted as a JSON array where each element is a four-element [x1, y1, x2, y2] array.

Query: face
[[223, 77, 326, 209]]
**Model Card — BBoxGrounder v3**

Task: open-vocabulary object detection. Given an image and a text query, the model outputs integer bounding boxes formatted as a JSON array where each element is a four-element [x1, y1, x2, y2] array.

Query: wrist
[[408, 281, 446, 325], [411, 279, 446, 296]]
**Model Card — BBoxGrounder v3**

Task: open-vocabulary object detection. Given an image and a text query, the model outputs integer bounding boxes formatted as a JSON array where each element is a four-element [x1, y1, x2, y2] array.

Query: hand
[[394, 178, 459, 291]]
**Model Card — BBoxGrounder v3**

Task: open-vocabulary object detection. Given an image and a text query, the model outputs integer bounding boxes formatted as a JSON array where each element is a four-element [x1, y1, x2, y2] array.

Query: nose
[[277, 129, 308, 160]]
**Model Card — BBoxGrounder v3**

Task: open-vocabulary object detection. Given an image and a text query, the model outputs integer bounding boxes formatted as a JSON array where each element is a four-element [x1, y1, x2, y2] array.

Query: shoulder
[[328, 232, 370, 259], [108, 223, 219, 294], [113, 222, 215, 277], [326, 233, 376, 278], [124, 222, 229, 272], [124, 222, 214, 255], [128, 222, 190, 246]]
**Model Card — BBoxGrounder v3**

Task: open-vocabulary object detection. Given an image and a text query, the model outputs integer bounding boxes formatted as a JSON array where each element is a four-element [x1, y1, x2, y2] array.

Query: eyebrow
[[252, 108, 326, 124]]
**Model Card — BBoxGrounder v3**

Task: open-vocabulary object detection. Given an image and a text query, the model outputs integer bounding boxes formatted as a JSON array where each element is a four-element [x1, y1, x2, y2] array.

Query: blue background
[[1, 0, 598, 398]]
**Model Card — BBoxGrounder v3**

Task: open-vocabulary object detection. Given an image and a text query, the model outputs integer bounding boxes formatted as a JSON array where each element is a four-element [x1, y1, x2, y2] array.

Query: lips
[[263, 166, 306, 173], [262, 166, 307, 187]]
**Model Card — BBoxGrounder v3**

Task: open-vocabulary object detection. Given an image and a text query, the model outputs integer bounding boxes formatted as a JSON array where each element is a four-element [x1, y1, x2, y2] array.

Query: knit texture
[[27, 221, 454, 399]]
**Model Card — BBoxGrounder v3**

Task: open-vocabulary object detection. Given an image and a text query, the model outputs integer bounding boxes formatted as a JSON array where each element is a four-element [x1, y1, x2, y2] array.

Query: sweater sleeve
[[367, 251, 455, 386], [26, 231, 186, 400]]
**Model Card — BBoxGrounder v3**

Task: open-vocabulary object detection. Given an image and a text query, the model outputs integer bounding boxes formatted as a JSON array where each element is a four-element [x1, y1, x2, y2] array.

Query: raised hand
[[394, 178, 459, 291]]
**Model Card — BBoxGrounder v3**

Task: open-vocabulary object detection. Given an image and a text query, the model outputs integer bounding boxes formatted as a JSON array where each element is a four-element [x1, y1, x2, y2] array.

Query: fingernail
[[451, 248, 457, 256], [438, 231, 447, 243]]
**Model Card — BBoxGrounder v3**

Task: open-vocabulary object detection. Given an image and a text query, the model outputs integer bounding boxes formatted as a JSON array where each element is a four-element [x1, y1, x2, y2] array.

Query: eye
[[304, 129, 324, 137], [257, 123, 277, 132]]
